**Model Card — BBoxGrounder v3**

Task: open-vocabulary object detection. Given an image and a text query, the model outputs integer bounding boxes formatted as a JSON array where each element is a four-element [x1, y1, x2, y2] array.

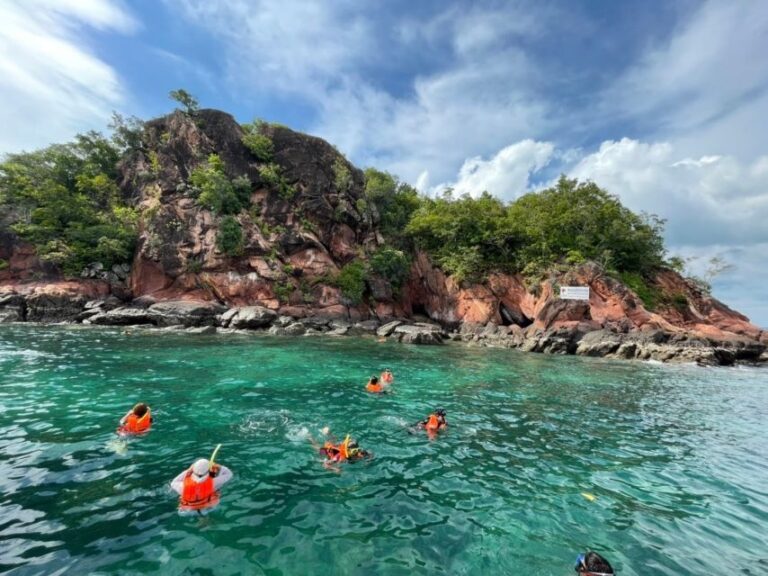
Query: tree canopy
[[0, 132, 137, 276], [405, 176, 668, 283]]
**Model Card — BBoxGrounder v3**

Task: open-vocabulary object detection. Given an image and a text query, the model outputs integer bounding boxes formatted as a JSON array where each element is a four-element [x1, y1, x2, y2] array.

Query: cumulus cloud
[[0, 0, 136, 154], [569, 138, 768, 247], [426, 140, 555, 199]]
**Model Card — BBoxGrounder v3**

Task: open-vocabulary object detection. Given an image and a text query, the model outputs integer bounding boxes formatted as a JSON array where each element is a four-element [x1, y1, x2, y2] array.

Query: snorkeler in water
[[117, 402, 152, 436], [414, 408, 447, 434], [574, 551, 615, 575], [366, 375, 383, 393], [170, 457, 233, 514], [380, 369, 394, 385], [309, 431, 371, 470]]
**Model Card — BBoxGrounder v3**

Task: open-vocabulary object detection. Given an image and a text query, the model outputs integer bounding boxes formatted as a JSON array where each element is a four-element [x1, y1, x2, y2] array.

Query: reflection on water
[[1, 325, 767, 575]]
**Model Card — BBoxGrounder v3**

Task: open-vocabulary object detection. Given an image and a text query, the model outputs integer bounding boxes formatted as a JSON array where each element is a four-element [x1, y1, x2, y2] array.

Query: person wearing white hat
[[170, 457, 232, 513]]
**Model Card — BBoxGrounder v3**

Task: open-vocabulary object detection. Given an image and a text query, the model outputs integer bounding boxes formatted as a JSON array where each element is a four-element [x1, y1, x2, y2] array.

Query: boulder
[[227, 306, 278, 329], [354, 319, 381, 332], [393, 323, 444, 345], [89, 307, 153, 326], [327, 326, 349, 336], [300, 316, 332, 330], [148, 300, 225, 327], [284, 322, 306, 336], [376, 320, 403, 337], [0, 292, 26, 322], [26, 293, 87, 323], [0, 309, 22, 323], [575, 329, 623, 357]]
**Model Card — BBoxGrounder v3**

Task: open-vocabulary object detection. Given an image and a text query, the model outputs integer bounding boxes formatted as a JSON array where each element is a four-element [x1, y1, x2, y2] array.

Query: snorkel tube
[[209, 443, 222, 469]]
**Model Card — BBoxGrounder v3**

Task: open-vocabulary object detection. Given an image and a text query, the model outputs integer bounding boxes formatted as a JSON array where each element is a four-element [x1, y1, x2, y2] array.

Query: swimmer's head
[[191, 458, 210, 480], [370, 376, 379, 384], [435, 408, 446, 417], [132, 403, 149, 417]]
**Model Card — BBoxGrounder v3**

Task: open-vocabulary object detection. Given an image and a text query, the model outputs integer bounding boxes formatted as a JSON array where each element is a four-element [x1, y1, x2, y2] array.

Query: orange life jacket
[[119, 409, 151, 435], [179, 471, 220, 511], [366, 382, 383, 393], [425, 414, 440, 431], [323, 441, 348, 461]]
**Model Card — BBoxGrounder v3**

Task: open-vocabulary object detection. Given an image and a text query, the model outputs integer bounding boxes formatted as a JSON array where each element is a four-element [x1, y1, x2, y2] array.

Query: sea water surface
[[1, 325, 767, 575]]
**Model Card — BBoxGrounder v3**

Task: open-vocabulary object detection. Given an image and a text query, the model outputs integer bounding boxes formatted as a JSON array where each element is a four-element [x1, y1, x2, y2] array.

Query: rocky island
[[1, 104, 765, 366]]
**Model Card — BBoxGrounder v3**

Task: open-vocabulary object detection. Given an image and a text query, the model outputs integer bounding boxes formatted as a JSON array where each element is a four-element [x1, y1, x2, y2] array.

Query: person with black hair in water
[[574, 551, 614, 575]]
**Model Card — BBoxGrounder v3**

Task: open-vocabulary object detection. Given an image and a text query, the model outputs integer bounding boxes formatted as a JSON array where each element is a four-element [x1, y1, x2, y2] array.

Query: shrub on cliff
[[370, 247, 411, 290], [216, 216, 244, 256], [169, 88, 199, 115], [189, 154, 251, 214], [258, 163, 295, 200], [363, 168, 421, 244], [406, 190, 515, 283], [336, 260, 367, 304], [0, 133, 137, 276], [241, 120, 274, 162]]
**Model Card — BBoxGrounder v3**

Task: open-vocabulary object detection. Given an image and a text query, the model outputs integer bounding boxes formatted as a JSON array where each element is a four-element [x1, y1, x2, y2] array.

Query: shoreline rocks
[[0, 288, 765, 367]]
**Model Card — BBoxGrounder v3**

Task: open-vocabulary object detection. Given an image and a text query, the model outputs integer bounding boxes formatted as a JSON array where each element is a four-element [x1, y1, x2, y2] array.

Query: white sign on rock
[[560, 286, 590, 300]]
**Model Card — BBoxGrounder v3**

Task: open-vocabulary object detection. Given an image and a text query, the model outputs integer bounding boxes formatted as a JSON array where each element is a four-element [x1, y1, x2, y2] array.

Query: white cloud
[[168, 1, 554, 184], [0, 0, 136, 153], [569, 138, 768, 247], [428, 140, 554, 199], [604, 0, 768, 159]]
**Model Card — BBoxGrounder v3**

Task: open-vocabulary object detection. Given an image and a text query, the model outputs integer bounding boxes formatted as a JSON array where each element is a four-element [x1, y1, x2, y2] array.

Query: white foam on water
[[285, 425, 310, 442], [106, 438, 129, 455]]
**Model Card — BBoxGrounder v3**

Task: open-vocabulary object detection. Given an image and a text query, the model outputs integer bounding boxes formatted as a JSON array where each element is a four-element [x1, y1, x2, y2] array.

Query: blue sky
[[1, 0, 766, 326]]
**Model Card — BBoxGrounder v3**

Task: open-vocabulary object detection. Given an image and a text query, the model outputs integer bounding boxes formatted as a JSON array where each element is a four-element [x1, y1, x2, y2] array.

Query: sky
[[0, 0, 766, 326]]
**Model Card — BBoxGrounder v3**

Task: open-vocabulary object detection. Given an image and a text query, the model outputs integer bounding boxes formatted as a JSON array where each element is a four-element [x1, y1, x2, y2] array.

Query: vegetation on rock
[[0, 95, 687, 307], [241, 120, 274, 162], [363, 168, 421, 244], [189, 154, 251, 214], [0, 132, 138, 276], [216, 216, 244, 256], [169, 88, 199, 115], [406, 176, 669, 287]]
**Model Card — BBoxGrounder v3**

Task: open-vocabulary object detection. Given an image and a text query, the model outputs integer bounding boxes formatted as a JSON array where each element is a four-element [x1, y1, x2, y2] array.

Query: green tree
[[169, 89, 199, 115], [406, 190, 515, 282], [216, 216, 244, 256], [370, 247, 410, 290], [506, 176, 666, 276], [363, 168, 421, 243], [0, 134, 137, 276]]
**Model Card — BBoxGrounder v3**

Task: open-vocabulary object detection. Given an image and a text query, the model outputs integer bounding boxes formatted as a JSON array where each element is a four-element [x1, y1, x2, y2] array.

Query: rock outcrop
[[0, 109, 764, 366]]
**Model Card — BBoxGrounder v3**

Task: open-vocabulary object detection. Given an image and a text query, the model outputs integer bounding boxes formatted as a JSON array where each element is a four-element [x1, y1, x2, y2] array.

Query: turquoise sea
[[1, 325, 766, 575]]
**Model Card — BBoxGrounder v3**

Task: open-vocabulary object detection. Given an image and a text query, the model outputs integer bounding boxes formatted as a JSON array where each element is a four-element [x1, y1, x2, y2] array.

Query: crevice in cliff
[[499, 302, 532, 328]]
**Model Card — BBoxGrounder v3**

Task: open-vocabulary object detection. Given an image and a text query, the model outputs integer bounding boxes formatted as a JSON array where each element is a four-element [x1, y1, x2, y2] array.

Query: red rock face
[[402, 253, 763, 343], [1, 109, 762, 350]]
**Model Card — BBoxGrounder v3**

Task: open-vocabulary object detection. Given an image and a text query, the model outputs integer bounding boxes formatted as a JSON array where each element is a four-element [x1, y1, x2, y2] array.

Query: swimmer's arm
[[170, 470, 187, 494], [212, 465, 233, 489], [119, 411, 131, 426]]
